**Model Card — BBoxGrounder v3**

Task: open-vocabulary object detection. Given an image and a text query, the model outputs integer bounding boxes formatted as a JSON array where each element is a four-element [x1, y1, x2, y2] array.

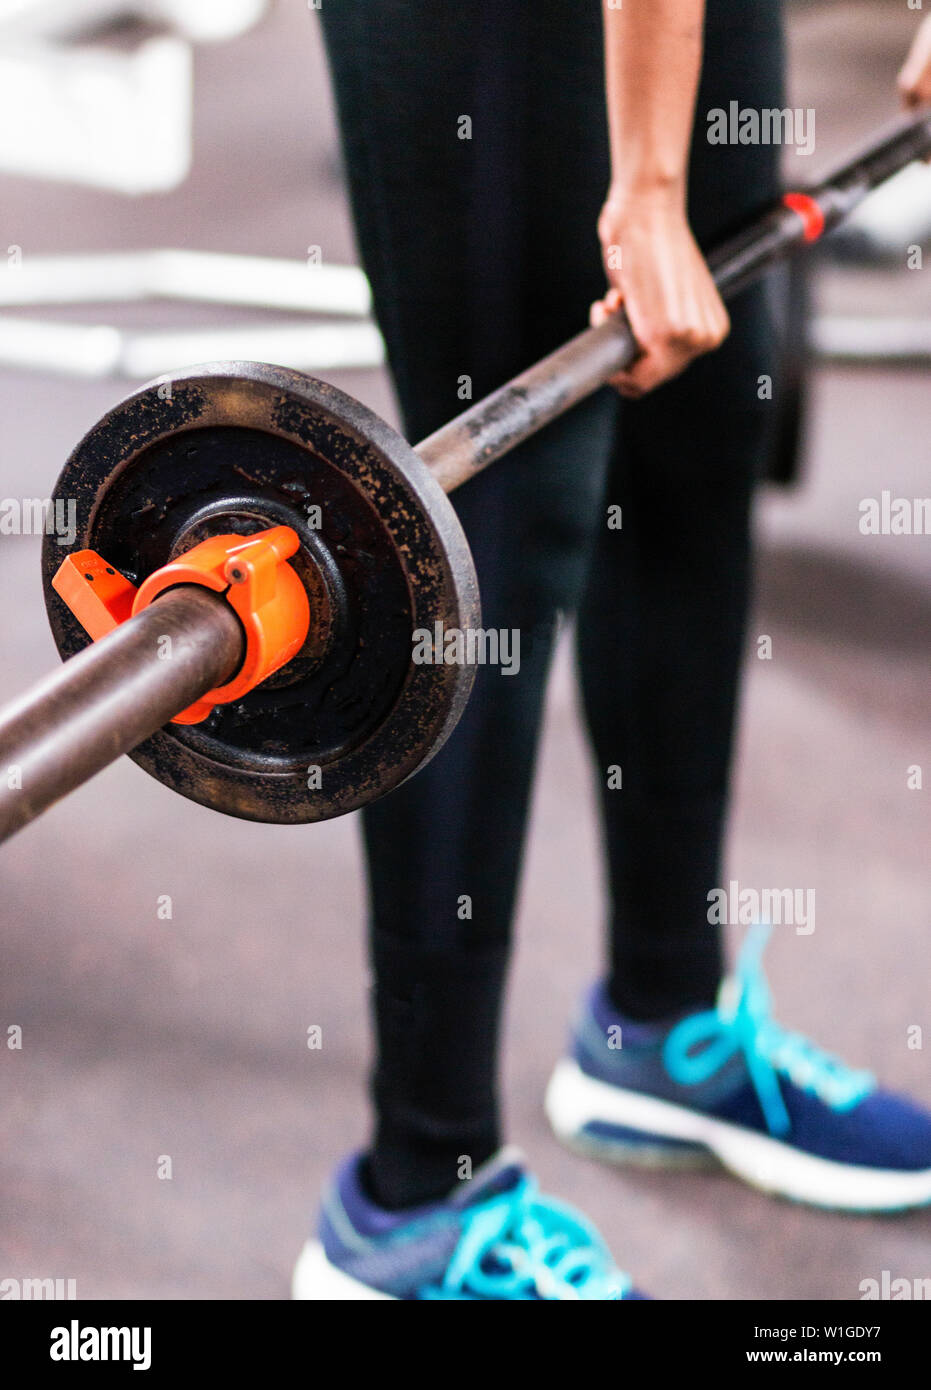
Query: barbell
[[1, 114, 930, 844]]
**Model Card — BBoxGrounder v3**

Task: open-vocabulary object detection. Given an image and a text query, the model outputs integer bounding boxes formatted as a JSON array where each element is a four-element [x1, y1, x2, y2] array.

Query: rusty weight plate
[[41, 363, 480, 824]]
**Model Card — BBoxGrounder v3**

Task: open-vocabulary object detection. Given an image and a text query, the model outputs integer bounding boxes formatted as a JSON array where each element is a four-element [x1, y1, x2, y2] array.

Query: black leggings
[[320, 0, 786, 1208]]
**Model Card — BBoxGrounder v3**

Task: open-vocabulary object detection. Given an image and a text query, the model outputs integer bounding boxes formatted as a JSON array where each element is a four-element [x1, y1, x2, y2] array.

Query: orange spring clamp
[[52, 526, 310, 724]]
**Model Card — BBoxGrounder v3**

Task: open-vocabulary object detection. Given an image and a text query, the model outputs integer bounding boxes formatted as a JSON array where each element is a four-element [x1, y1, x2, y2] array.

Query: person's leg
[[363, 397, 614, 1208], [575, 0, 787, 1021], [320, 0, 614, 1208], [547, 1, 931, 1212]]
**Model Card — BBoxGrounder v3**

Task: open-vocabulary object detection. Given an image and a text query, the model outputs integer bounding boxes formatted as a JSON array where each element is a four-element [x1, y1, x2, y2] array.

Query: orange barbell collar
[[53, 526, 310, 725]]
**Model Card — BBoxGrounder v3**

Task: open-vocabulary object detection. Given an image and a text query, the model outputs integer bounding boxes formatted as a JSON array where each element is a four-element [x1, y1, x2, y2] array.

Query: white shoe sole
[[545, 1058, 931, 1213], [291, 1234, 631, 1302], [292, 1240, 396, 1300]]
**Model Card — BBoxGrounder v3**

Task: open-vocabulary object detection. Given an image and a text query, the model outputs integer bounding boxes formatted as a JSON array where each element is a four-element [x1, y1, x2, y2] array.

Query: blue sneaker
[[292, 1147, 647, 1299], [546, 924, 931, 1213]]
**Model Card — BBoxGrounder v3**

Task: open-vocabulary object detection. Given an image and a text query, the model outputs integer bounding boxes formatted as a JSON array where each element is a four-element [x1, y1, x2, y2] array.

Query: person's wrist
[[605, 169, 687, 209], [599, 180, 689, 249], [601, 179, 688, 235]]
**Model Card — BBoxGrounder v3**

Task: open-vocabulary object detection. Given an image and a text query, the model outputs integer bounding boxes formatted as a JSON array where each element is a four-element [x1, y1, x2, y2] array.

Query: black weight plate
[[41, 363, 480, 824]]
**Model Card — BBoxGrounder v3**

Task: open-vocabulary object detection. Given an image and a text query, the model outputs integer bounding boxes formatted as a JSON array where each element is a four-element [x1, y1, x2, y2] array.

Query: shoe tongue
[[448, 1145, 527, 1211]]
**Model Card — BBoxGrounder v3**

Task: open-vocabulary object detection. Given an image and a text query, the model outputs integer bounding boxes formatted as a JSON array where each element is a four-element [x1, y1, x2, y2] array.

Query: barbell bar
[[0, 113, 929, 844], [417, 112, 931, 491]]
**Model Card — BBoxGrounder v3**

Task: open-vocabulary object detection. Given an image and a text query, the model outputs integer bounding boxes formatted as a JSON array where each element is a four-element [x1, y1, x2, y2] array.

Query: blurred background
[[0, 0, 928, 1300]]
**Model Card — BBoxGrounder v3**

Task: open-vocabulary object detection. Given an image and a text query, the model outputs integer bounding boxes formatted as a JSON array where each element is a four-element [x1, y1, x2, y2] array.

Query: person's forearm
[[603, 0, 705, 202], [596, 0, 728, 398]]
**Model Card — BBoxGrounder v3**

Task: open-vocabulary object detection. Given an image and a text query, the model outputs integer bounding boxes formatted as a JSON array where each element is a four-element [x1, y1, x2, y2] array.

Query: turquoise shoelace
[[420, 1178, 630, 1301], [663, 923, 875, 1137]]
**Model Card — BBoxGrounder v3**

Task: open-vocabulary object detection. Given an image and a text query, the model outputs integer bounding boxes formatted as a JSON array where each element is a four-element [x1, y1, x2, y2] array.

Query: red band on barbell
[[783, 192, 826, 243]]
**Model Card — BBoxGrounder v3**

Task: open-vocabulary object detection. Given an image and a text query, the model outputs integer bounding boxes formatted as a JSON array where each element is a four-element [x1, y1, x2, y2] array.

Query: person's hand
[[898, 15, 931, 108], [592, 188, 730, 399]]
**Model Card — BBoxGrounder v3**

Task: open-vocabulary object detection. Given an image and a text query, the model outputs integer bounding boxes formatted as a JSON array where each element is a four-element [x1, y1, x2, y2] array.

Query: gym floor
[[1, 1, 928, 1300]]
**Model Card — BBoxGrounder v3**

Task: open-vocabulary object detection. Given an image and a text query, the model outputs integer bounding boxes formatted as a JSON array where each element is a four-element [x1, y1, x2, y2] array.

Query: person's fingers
[[600, 317, 722, 393], [610, 289, 728, 396], [898, 19, 931, 106], [616, 279, 728, 394], [899, 70, 931, 107], [588, 286, 624, 328], [612, 377, 646, 400], [592, 214, 731, 398], [590, 286, 649, 392], [616, 349, 681, 395]]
